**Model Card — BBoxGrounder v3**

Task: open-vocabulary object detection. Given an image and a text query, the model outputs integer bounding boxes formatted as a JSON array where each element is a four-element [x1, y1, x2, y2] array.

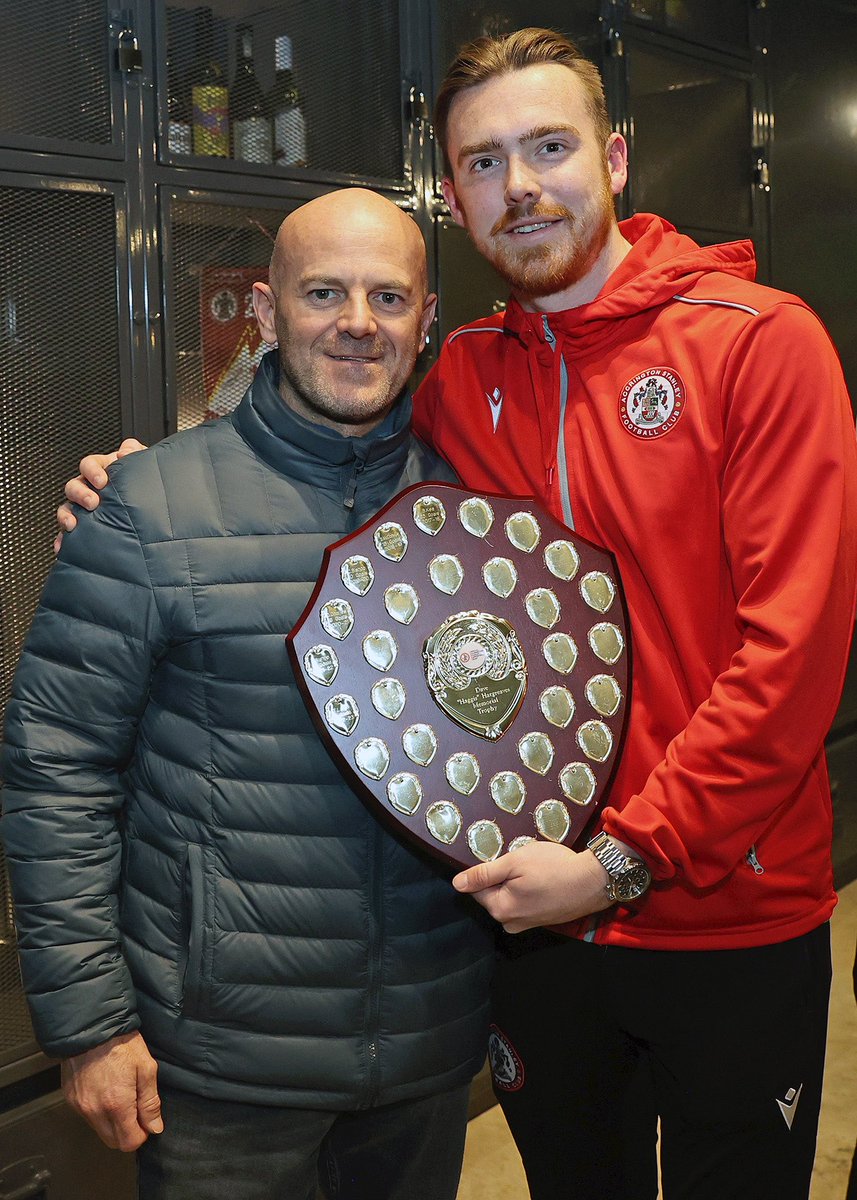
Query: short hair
[[435, 27, 611, 177]]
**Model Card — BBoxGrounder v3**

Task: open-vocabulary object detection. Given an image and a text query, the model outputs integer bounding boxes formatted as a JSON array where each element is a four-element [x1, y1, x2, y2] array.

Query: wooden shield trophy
[[287, 483, 631, 870]]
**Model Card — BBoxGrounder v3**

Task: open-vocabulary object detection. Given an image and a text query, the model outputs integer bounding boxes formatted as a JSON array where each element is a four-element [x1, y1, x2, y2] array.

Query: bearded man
[[413, 27, 857, 1200]]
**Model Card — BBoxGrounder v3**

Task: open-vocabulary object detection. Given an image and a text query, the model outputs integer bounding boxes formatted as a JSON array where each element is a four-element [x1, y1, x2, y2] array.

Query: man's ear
[[420, 293, 438, 344], [441, 176, 466, 229], [606, 132, 629, 198], [252, 281, 278, 344]]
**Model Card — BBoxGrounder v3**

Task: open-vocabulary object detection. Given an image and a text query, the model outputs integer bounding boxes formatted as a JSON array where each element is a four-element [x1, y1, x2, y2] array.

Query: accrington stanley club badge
[[287, 484, 631, 870], [619, 367, 685, 439]]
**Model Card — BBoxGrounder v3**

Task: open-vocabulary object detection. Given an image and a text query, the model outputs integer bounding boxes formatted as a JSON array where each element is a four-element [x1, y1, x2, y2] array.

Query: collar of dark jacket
[[232, 349, 413, 492]]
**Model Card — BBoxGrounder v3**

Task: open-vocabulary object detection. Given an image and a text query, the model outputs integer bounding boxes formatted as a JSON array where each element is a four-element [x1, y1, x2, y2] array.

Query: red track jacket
[[414, 214, 857, 950]]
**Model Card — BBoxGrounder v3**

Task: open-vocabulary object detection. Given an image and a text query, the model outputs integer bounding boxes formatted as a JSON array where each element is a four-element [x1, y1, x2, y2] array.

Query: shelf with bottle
[[164, 8, 308, 171]]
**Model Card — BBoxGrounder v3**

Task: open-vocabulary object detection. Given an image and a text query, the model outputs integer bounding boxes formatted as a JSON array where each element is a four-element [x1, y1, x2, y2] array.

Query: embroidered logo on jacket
[[486, 387, 504, 432], [619, 369, 685, 439], [488, 1023, 525, 1092]]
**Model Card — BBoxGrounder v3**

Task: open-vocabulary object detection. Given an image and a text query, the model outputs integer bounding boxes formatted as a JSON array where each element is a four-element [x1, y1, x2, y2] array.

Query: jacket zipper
[[343, 457, 367, 510], [542, 315, 575, 528], [746, 845, 765, 875]]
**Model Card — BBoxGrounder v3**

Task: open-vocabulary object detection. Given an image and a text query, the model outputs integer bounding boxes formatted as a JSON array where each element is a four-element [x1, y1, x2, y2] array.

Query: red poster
[[200, 266, 268, 419]]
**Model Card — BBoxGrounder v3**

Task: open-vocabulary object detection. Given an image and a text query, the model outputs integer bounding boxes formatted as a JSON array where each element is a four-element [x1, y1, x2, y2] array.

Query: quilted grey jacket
[[2, 351, 494, 1108]]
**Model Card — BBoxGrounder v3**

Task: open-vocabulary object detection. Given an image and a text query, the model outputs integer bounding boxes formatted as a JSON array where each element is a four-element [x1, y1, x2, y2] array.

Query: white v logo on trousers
[[776, 1084, 803, 1129]]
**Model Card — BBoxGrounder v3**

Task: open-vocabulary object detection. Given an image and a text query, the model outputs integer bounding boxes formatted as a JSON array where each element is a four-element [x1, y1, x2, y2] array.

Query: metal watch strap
[[589, 835, 633, 878], [587, 831, 651, 903]]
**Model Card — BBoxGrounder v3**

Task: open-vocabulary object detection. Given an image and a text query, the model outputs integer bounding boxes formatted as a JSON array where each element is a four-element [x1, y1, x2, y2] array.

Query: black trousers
[[489, 923, 832, 1200], [136, 1081, 470, 1200]]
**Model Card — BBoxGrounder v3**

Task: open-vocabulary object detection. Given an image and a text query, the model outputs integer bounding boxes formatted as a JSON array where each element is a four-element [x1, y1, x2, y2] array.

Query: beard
[[470, 178, 615, 301], [275, 328, 421, 431]]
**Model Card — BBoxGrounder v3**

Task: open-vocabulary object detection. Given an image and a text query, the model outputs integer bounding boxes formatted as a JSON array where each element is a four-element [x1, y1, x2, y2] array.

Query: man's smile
[[490, 207, 570, 239], [508, 220, 558, 235], [325, 349, 384, 364]]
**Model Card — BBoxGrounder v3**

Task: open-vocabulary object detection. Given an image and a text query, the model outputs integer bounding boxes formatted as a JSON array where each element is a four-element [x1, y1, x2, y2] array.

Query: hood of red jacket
[[502, 213, 757, 354]]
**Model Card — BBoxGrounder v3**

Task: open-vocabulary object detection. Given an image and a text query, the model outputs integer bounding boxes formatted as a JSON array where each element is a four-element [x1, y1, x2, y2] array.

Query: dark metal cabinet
[[767, 0, 857, 402], [0, 1079, 135, 1200], [608, 0, 772, 273]]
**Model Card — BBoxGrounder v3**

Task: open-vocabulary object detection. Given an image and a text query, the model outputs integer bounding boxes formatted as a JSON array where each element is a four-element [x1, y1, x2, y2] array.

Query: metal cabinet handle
[[0, 1156, 51, 1200]]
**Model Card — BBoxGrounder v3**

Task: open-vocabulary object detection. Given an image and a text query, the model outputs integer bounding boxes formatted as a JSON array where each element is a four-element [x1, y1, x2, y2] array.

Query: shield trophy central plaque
[[287, 483, 631, 870], [424, 612, 526, 740]]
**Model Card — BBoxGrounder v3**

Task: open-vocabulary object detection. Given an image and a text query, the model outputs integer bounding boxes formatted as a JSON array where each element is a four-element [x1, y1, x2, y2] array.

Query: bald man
[[1, 189, 495, 1200]]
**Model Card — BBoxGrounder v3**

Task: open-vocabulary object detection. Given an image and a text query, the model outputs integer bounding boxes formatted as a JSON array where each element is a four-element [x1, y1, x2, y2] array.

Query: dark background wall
[[769, 0, 857, 399]]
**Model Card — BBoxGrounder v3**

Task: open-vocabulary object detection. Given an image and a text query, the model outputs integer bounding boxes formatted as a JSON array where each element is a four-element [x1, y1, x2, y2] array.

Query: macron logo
[[486, 387, 503, 432], [776, 1084, 803, 1130]]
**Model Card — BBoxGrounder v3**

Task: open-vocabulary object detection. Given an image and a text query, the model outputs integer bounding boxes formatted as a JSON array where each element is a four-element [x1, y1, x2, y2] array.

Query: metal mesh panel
[[0, 0, 112, 146], [0, 845, 30, 1065], [169, 197, 294, 428], [0, 182, 125, 1066], [165, 1, 403, 181]]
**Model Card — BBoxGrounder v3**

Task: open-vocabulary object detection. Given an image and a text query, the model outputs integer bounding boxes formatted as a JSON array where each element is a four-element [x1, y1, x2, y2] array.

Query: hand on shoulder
[[54, 438, 147, 553]]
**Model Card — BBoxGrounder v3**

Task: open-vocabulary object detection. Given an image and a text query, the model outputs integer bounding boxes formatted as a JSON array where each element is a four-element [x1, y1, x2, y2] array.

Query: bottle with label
[[166, 55, 192, 156], [269, 34, 307, 168], [191, 9, 229, 157], [231, 24, 272, 163]]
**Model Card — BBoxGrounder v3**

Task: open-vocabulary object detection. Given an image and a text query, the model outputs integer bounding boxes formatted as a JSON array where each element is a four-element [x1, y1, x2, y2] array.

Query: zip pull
[[746, 845, 765, 875], [542, 314, 557, 351], [343, 458, 366, 509], [546, 465, 555, 488]]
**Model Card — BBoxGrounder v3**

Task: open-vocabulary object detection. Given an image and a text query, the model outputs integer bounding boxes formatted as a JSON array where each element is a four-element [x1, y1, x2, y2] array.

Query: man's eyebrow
[[298, 274, 413, 292], [456, 135, 503, 165], [297, 274, 341, 289], [457, 124, 581, 164], [519, 123, 581, 144], [297, 273, 343, 286]]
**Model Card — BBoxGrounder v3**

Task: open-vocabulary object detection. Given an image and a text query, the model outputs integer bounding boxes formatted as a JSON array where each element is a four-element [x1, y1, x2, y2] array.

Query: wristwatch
[[587, 832, 652, 904]]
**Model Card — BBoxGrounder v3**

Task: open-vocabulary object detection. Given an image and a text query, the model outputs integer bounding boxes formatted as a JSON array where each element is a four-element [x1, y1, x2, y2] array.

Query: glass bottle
[[231, 24, 272, 163], [269, 34, 307, 168], [191, 9, 229, 157], [167, 55, 192, 156]]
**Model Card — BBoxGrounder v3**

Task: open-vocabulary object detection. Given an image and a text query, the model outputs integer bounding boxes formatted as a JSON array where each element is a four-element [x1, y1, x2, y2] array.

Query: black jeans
[[489, 923, 832, 1200], [136, 1082, 471, 1200]]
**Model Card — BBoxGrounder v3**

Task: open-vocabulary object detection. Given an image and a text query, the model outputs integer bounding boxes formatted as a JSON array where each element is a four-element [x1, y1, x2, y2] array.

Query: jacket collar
[[232, 349, 413, 491], [500, 213, 756, 351]]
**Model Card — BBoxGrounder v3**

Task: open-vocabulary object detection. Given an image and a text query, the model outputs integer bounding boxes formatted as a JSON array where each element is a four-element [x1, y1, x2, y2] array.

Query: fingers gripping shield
[[287, 484, 631, 870]]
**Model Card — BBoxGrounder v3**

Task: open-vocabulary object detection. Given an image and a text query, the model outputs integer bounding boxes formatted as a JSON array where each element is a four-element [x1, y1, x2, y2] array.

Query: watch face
[[612, 865, 651, 903]]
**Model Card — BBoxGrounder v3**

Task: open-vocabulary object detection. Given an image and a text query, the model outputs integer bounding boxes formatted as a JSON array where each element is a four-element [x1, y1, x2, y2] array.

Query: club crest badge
[[488, 1024, 525, 1092], [619, 368, 685, 439]]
